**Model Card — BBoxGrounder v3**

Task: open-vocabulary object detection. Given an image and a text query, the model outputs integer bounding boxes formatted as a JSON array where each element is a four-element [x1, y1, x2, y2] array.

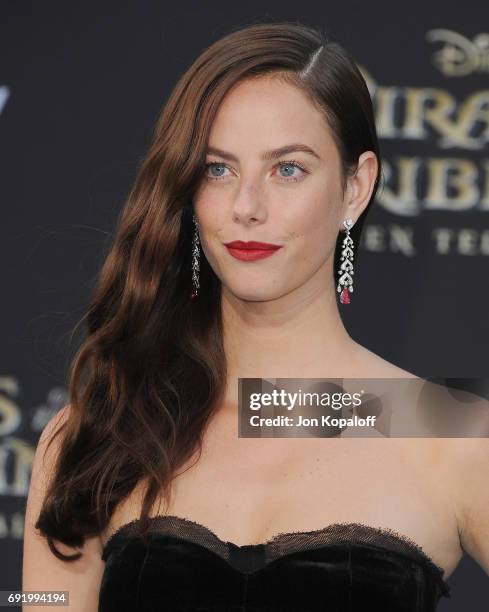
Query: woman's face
[[193, 75, 371, 302]]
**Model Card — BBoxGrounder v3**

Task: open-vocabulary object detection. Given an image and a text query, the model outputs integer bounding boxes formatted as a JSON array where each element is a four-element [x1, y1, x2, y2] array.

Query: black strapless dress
[[99, 515, 451, 611]]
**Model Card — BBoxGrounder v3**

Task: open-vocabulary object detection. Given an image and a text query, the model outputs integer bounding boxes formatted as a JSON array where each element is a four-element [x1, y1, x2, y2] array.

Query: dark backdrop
[[1, 1, 488, 608]]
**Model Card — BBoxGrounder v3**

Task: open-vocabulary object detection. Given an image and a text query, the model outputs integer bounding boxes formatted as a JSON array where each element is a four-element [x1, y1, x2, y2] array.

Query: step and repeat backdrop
[[1, 1, 488, 608]]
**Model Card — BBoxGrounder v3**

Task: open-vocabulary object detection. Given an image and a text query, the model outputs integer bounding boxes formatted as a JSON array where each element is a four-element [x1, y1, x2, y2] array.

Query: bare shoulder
[[27, 405, 71, 501], [350, 341, 418, 378], [439, 436, 489, 575], [23, 404, 105, 611], [98, 476, 155, 550]]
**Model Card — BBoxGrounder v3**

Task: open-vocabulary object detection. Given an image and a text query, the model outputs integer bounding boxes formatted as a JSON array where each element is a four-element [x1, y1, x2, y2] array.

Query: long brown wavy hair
[[35, 20, 383, 560]]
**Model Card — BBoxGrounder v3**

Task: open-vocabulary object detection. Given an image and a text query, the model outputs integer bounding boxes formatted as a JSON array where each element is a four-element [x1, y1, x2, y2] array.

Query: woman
[[23, 21, 489, 611]]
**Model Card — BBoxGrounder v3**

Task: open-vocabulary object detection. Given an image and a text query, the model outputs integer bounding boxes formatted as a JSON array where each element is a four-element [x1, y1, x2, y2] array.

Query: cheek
[[192, 195, 226, 266], [285, 193, 340, 258], [193, 192, 221, 233]]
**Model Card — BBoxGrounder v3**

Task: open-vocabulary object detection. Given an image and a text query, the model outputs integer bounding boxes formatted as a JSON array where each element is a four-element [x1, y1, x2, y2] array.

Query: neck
[[221, 259, 360, 404]]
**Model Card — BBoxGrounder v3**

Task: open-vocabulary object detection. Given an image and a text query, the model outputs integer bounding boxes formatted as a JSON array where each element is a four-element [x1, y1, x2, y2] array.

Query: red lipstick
[[224, 240, 282, 261]]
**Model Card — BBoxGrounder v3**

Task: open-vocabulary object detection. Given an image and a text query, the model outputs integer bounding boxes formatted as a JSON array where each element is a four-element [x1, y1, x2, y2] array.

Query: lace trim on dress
[[101, 514, 451, 596]]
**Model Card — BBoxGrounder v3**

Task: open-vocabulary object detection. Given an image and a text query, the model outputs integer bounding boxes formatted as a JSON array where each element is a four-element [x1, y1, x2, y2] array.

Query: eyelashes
[[203, 160, 308, 183]]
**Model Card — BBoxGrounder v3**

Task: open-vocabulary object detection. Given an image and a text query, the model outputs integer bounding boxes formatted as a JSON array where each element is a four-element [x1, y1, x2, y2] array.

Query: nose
[[231, 182, 267, 224]]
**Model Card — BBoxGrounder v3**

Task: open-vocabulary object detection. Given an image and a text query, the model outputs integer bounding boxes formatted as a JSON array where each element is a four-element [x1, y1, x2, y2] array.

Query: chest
[[107, 414, 463, 579]]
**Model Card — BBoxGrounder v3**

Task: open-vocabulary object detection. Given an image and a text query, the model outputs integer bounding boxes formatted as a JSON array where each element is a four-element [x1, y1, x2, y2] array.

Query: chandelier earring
[[337, 218, 355, 304], [191, 213, 200, 301]]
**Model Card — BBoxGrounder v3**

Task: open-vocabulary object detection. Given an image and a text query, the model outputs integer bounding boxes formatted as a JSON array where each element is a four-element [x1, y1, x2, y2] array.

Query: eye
[[275, 160, 308, 182], [204, 162, 232, 181]]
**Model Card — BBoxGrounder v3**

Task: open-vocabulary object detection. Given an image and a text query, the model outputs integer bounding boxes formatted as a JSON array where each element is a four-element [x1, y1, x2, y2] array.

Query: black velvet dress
[[99, 515, 451, 611]]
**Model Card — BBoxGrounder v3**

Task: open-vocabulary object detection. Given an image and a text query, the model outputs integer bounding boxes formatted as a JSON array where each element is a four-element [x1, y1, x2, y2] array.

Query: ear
[[342, 151, 379, 226]]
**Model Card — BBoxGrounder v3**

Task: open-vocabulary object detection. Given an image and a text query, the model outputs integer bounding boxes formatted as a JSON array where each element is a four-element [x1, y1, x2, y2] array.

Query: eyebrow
[[206, 143, 321, 162]]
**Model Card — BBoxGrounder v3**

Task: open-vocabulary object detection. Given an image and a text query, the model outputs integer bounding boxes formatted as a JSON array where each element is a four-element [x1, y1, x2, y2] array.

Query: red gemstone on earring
[[340, 287, 350, 304], [191, 290, 198, 301]]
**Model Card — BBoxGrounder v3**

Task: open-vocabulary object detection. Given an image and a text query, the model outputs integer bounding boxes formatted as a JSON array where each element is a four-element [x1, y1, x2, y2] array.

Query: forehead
[[208, 76, 337, 160]]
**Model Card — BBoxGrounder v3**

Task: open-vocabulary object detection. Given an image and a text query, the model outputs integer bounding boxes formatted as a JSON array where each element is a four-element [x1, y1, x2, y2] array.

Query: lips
[[224, 240, 281, 250], [224, 241, 282, 262]]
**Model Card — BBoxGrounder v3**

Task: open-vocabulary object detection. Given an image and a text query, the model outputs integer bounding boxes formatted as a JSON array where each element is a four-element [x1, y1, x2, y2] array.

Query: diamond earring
[[337, 218, 355, 304], [191, 213, 200, 301]]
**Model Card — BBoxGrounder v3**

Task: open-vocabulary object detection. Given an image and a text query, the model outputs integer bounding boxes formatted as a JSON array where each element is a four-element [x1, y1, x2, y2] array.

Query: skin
[[22, 75, 488, 610]]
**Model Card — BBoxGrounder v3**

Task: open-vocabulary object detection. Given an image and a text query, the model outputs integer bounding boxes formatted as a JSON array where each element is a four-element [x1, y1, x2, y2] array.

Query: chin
[[226, 286, 282, 302]]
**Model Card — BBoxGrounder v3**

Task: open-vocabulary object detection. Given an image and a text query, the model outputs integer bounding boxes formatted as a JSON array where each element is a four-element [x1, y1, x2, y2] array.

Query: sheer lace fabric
[[99, 514, 451, 611]]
